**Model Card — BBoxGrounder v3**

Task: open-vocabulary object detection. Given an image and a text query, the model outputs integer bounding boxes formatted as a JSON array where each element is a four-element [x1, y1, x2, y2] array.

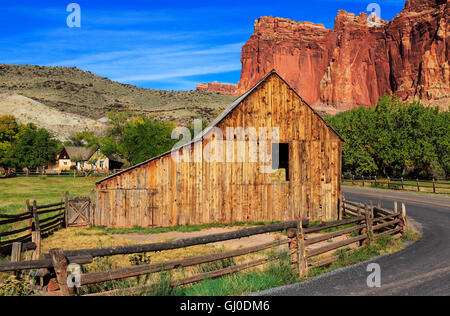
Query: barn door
[[68, 197, 91, 227]]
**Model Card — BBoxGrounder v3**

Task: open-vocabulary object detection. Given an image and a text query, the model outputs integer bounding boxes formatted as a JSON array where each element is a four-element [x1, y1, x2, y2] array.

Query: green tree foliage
[[66, 131, 99, 148], [0, 119, 61, 169], [326, 95, 450, 178], [6, 124, 60, 169], [100, 111, 179, 167], [0, 116, 23, 167]]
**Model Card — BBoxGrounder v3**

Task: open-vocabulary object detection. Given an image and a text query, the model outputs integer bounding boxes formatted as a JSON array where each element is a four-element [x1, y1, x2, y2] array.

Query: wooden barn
[[95, 71, 343, 228]]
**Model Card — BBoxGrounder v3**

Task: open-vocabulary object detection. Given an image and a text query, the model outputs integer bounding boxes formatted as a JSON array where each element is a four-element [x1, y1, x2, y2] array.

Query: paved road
[[255, 187, 450, 296]]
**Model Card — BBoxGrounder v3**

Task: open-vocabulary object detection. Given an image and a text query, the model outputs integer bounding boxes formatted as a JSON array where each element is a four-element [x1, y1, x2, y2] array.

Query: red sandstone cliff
[[237, 0, 449, 112], [196, 82, 238, 95]]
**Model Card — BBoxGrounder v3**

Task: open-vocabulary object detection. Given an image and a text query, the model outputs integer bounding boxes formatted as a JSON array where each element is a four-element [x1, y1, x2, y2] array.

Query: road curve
[[255, 187, 450, 296]]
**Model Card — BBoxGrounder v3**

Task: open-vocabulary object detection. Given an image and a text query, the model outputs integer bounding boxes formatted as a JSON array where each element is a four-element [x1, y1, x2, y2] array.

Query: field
[[0, 176, 99, 216], [0, 176, 100, 238], [0, 176, 274, 292], [0, 176, 245, 291], [0, 176, 422, 296]]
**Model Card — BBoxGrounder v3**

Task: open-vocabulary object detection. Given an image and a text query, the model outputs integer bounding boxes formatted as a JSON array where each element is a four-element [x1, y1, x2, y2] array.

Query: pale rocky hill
[[0, 93, 107, 141], [0, 64, 237, 124]]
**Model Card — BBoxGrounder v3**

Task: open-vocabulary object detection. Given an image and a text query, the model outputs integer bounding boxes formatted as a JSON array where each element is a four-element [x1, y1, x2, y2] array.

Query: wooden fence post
[[364, 204, 373, 246], [90, 187, 95, 226], [32, 232, 41, 261], [394, 201, 398, 213], [64, 192, 69, 228], [340, 194, 346, 219], [11, 242, 22, 262], [400, 203, 408, 235], [296, 220, 307, 278], [387, 177, 391, 189], [26, 200, 32, 235], [49, 248, 74, 296], [11, 242, 22, 278], [32, 201, 41, 261]]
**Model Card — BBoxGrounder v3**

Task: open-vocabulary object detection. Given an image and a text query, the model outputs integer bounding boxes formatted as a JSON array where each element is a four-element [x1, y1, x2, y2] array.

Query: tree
[[326, 95, 450, 178], [67, 131, 99, 148], [0, 116, 23, 168], [100, 111, 179, 167], [5, 123, 60, 169]]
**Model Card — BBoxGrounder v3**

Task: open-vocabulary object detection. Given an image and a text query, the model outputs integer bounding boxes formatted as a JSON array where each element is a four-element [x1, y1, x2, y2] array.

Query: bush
[[375, 234, 396, 249], [145, 271, 182, 296], [0, 276, 34, 296], [78, 257, 132, 295], [129, 253, 152, 266], [197, 258, 236, 274]]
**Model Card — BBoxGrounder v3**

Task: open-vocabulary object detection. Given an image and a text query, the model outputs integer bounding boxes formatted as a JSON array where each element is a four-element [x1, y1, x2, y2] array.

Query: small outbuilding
[[95, 71, 343, 228]]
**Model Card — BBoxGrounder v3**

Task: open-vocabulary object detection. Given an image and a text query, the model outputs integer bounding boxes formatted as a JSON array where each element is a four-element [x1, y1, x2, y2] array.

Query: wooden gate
[[68, 197, 91, 227]]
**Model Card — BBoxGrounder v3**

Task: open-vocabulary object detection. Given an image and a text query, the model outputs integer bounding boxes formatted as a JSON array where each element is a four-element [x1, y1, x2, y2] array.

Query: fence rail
[[1, 170, 124, 178], [0, 196, 408, 296], [343, 175, 450, 194], [0, 194, 68, 257]]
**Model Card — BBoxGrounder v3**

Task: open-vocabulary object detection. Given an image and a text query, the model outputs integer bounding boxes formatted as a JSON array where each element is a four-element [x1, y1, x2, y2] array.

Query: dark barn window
[[272, 143, 290, 181]]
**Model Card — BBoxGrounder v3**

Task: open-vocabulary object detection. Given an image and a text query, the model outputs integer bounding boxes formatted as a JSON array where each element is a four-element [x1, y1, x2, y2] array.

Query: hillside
[[0, 64, 237, 125], [0, 93, 108, 141]]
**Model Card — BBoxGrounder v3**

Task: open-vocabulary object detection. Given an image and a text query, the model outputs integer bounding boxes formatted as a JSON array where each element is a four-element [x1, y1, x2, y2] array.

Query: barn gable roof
[[96, 70, 343, 184]]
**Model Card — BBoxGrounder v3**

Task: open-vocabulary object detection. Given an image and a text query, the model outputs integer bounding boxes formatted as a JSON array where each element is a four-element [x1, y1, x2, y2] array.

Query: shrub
[[0, 276, 34, 296], [197, 258, 236, 274], [129, 253, 152, 266]]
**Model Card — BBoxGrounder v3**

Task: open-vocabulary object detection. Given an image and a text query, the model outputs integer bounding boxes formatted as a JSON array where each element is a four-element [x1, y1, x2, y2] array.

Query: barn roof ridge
[[96, 70, 343, 184]]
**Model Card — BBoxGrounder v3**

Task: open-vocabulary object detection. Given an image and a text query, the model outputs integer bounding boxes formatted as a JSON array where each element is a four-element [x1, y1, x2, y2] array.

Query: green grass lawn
[[0, 176, 101, 237], [0, 176, 100, 215]]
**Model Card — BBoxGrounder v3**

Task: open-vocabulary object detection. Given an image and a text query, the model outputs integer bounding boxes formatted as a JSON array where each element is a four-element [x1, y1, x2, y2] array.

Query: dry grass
[[40, 227, 229, 269], [37, 226, 274, 295]]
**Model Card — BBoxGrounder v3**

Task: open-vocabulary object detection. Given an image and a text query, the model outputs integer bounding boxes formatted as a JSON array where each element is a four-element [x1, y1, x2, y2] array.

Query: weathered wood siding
[[95, 73, 342, 227]]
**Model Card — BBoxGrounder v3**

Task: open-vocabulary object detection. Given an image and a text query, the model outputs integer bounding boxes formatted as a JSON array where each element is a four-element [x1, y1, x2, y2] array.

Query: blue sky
[[0, 0, 406, 90]]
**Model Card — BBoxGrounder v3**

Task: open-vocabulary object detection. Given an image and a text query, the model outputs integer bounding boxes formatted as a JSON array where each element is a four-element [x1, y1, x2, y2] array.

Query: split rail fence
[[0, 195, 408, 296], [343, 175, 450, 195], [0, 193, 71, 257]]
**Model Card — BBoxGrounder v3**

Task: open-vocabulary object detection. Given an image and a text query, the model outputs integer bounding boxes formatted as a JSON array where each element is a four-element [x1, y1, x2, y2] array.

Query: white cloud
[[115, 63, 242, 82]]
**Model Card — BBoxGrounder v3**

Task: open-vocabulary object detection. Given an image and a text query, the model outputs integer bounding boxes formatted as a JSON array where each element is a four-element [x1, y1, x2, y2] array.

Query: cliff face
[[237, 0, 449, 112], [196, 82, 238, 95]]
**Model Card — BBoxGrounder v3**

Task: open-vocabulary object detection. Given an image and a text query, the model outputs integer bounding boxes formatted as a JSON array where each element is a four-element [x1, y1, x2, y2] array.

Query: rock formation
[[196, 81, 238, 95], [237, 0, 449, 112]]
